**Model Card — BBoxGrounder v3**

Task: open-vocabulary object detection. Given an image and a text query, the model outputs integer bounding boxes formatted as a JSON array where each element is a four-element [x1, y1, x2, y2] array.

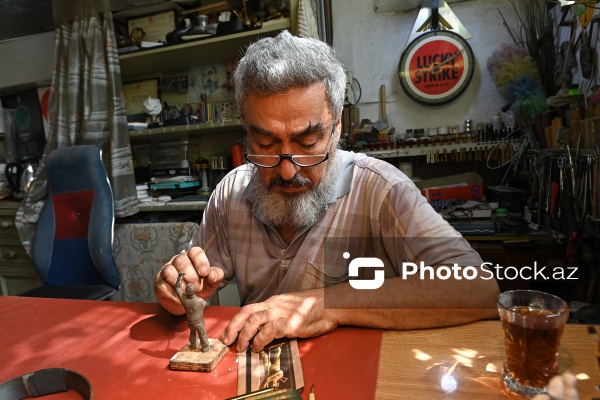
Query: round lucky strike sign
[[399, 31, 474, 106]]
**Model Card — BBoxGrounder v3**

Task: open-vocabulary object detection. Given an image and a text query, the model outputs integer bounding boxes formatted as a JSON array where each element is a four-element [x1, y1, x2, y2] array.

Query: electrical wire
[[485, 127, 530, 176], [346, 78, 362, 106]]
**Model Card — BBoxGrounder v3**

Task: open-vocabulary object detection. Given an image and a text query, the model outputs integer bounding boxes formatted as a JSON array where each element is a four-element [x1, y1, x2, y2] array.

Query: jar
[[491, 112, 502, 132], [495, 208, 508, 232]]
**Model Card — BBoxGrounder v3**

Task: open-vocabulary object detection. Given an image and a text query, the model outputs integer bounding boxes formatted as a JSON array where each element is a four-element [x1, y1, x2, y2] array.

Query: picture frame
[[122, 79, 160, 116], [127, 9, 176, 44], [237, 339, 304, 395]]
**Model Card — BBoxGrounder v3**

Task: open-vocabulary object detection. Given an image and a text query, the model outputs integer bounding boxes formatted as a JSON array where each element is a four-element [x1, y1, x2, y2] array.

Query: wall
[[373, 0, 471, 13], [332, 0, 519, 133], [0, 32, 55, 92], [1, 1, 519, 127]]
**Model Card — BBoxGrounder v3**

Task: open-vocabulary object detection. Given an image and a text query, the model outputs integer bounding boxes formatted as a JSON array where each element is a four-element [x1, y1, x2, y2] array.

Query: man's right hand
[[154, 246, 224, 315]]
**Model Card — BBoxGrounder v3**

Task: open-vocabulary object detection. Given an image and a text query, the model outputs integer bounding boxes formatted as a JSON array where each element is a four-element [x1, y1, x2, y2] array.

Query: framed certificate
[[122, 79, 159, 116], [127, 10, 176, 43]]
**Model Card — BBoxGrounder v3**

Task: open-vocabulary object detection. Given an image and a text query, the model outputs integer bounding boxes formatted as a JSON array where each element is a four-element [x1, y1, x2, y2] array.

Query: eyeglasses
[[244, 127, 335, 168]]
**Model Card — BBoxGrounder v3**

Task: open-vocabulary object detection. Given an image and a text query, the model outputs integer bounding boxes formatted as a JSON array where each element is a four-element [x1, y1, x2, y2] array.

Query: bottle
[[492, 112, 502, 132], [495, 208, 508, 232], [464, 119, 473, 133], [505, 110, 516, 131], [524, 204, 532, 223]]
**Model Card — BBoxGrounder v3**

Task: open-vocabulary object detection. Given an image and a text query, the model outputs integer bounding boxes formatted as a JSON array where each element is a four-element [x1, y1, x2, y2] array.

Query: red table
[[0, 296, 382, 399]]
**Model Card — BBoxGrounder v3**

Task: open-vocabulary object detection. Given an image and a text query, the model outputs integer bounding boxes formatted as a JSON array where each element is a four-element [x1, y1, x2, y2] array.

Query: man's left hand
[[220, 289, 338, 352]]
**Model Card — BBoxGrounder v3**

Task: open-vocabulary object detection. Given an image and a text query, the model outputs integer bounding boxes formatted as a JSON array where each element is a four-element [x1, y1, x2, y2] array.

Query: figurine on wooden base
[[169, 271, 228, 372]]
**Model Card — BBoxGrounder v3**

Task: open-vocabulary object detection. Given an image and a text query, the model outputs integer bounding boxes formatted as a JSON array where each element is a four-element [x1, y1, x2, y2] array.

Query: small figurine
[[129, 27, 145, 46], [142, 97, 162, 122], [175, 271, 212, 352], [169, 272, 229, 372]]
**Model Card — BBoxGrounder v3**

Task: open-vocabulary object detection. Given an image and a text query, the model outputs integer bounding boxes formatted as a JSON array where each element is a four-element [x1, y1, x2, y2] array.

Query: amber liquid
[[501, 306, 565, 388]]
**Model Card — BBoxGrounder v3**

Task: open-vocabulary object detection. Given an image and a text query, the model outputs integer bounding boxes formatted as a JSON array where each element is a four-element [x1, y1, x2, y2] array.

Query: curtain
[[16, 0, 139, 255]]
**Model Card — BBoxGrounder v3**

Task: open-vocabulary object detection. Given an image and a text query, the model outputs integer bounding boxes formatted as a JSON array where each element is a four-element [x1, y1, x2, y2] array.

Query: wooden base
[[169, 338, 228, 372]]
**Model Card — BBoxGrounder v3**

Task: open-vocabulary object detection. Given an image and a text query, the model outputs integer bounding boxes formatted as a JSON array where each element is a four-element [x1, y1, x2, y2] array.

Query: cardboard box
[[415, 172, 484, 203]]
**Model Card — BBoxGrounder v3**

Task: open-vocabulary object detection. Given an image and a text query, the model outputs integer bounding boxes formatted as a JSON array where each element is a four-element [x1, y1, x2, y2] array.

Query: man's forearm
[[322, 275, 499, 330]]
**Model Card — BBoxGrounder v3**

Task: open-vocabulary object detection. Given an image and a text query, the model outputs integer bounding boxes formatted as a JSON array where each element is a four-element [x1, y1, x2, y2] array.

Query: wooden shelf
[[129, 119, 243, 140], [119, 18, 291, 78], [362, 140, 517, 160]]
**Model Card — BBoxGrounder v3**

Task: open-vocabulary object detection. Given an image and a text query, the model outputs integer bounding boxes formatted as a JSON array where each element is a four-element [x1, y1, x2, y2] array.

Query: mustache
[[268, 174, 313, 189]]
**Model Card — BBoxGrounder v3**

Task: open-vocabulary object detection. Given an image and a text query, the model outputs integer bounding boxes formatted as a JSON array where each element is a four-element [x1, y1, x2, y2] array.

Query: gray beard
[[248, 149, 342, 229]]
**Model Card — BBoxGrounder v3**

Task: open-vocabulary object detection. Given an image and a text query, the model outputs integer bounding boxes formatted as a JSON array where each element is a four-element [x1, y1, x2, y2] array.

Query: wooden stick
[[592, 157, 598, 217], [380, 84, 386, 119]]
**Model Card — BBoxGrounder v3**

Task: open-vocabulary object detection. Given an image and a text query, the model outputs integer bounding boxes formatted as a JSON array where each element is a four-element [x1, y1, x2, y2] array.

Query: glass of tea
[[497, 290, 569, 398]]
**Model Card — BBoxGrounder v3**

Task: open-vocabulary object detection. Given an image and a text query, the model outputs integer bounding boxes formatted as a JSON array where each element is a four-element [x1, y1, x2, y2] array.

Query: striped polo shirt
[[193, 150, 483, 305]]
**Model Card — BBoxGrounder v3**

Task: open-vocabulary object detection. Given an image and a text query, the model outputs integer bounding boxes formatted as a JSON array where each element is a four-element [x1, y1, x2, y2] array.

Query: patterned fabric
[[111, 222, 199, 303], [15, 1, 139, 257], [194, 150, 484, 306]]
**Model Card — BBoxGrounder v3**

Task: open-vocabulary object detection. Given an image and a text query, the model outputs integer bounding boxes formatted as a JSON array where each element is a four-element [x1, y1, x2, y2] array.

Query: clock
[[398, 30, 475, 106]]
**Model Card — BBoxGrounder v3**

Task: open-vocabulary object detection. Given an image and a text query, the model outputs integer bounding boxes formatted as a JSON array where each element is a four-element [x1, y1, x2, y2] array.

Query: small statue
[[169, 271, 228, 372], [142, 97, 162, 122], [117, 27, 146, 48], [129, 27, 146, 46], [175, 272, 213, 352], [181, 103, 194, 117]]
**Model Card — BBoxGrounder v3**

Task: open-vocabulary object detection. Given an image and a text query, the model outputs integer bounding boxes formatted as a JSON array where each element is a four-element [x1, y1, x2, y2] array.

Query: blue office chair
[[20, 145, 120, 300]]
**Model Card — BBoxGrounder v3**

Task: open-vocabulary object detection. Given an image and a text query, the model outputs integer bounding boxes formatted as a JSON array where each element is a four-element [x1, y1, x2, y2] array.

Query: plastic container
[[492, 112, 502, 132], [495, 208, 508, 232]]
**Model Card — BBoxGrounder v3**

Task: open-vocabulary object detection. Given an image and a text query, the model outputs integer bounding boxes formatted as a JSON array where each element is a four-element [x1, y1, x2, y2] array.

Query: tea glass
[[497, 290, 569, 398]]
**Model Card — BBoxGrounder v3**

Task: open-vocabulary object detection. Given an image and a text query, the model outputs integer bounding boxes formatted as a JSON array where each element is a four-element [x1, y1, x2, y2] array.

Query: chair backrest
[[32, 145, 119, 289]]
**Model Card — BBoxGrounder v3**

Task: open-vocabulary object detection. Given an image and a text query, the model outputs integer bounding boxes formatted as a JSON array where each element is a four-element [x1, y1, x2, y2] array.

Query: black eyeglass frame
[[244, 127, 336, 168]]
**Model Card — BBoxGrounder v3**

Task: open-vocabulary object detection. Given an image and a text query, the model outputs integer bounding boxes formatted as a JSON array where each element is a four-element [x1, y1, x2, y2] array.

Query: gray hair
[[233, 30, 346, 121]]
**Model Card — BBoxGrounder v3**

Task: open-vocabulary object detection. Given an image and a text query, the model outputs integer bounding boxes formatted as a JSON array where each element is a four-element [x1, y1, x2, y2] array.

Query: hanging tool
[[593, 160, 598, 218], [552, 157, 561, 218], [545, 156, 554, 214], [556, 128, 577, 195], [536, 155, 544, 225]]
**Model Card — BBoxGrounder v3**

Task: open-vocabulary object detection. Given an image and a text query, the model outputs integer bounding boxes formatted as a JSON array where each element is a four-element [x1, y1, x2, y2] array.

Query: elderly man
[[155, 30, 499, 353]]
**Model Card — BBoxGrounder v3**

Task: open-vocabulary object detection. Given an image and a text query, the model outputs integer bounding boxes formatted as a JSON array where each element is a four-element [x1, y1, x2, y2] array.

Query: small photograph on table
[[237, 339, 304, 395]]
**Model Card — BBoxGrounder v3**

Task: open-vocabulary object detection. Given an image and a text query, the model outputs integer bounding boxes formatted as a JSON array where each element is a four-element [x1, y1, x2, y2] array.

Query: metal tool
[[556, 128, 577, 195]]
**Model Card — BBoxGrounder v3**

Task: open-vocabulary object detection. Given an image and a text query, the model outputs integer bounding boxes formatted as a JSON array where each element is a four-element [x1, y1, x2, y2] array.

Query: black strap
[[431, 0, 440, 31], [0, 368, 92, 399]]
